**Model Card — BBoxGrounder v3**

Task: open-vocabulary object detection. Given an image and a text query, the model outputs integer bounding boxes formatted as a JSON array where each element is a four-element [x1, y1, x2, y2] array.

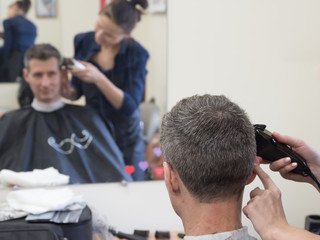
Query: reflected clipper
[[62, 58, 85, 70]]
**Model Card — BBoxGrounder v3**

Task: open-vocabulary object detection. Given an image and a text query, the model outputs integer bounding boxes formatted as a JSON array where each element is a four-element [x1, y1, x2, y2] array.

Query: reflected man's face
[[23, 57, 61, 104]]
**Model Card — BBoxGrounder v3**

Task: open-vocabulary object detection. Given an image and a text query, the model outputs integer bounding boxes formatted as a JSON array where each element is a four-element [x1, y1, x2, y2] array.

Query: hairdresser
[[63, 0, 149, 181], [0, 0, 37, 82], [243, 132, 320, 240]]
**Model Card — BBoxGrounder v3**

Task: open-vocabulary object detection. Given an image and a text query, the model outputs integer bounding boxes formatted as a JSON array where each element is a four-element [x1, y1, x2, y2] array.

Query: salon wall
[[168, 0, 320, 238], [0, 0, 167, 115]]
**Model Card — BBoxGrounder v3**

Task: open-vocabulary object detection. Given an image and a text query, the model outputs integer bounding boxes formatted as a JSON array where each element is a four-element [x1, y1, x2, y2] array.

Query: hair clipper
[[62, 58, 85, 70], [254, 124, 311, 177]]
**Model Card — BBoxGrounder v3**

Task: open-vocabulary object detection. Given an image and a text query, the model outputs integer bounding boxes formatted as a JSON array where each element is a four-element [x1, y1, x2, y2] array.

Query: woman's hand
[[269, 132, 320, 191], [244, 165, 320, 240], [70, 61, 104, 84], [70, 60, 124, 109], [243, 165, 288, 239], [60, 68, 78, 100]]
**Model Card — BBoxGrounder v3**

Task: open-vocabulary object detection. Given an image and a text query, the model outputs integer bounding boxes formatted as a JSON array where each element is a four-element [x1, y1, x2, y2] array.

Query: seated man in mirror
[[0, 43, 132, 184], [160, 95, 257, 239]]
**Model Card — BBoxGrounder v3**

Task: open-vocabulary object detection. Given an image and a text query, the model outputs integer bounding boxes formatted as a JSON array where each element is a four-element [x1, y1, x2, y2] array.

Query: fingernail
[[285, 157, 291, 163], [292, 162, 298, 167]]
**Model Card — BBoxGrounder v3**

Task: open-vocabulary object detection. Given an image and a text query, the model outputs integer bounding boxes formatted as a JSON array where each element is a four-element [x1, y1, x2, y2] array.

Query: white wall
[[133, 14, 168, 116], [168, 0, 320, 238], [0, 83, 19, 111]]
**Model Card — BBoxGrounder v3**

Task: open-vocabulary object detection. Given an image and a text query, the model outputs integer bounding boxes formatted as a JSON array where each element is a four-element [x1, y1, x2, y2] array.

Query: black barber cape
[[0, 104, 132, 183]]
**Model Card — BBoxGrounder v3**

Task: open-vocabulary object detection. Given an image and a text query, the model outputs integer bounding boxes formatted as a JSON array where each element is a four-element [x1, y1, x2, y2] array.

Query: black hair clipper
[[254, 124, 312, 177]]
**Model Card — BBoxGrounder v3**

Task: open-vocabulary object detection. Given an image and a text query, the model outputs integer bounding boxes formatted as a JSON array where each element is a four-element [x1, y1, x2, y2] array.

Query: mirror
[[0, 0, 167, 115], [0, 0, 167, 182]]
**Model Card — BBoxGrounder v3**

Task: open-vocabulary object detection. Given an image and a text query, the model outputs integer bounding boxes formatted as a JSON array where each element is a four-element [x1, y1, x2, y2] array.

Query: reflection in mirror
[[0, 0, 167, 183], [0, 0, 36, 83]]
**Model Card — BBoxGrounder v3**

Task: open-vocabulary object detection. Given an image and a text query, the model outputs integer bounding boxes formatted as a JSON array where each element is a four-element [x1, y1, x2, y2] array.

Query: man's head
[[23, 44, 62, 104], [160, 95, 256, 205]]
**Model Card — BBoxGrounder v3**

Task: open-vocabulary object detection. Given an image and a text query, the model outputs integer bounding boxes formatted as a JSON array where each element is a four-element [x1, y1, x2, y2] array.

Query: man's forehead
[[28, 57, 60, 71]]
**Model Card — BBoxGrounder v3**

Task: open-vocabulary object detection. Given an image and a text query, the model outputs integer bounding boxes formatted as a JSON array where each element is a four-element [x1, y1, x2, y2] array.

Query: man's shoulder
[[183, 227, 256, 240], [63, 104, 97, 115], [2, 106, 32, 116], [1, 107, 33, 124], [61, 104, 110, 133]]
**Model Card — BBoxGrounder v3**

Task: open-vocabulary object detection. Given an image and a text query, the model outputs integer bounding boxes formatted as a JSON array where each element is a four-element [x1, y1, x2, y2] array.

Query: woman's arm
[[71, 62, 124, 109], [71, 52, 148, 115]]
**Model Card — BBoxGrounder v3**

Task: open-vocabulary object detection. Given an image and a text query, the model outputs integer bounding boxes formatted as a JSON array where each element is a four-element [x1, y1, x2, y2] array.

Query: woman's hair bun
[[101, 0, 148, 33], [17, 0, 31, 14]]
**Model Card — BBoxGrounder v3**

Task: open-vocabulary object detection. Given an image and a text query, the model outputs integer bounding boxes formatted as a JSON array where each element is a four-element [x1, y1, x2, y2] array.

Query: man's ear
[[163, 162, 180, 194], [246, 157, 260, 185], [246, 171, 256, 185], [23, 68, 29, 83]]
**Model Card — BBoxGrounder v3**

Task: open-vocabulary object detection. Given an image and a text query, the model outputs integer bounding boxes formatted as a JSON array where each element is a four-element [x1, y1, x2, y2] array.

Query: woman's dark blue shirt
[[71, 32, 149, 180], [0, 15, 37, 55]]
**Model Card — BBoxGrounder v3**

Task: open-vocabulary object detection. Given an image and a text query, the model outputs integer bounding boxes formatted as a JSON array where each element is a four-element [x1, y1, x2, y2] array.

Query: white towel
[[0, 202, 28, 221], [6, 187, 84, 214], [0, 167, 69, 187]]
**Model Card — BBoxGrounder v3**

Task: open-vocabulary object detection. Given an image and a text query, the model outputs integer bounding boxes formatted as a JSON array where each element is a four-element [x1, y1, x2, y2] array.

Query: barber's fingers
[[269, 157, 298, 172], [272, 132, 304, 149], [254, 165, 278, 191], [256, 156, 272, 166], [71, 68, 87, 75], [70, 62, 90, 74], [249, 187, 264, 199], [75, 60, 87, 64], [71, 63, 98, 78], [71, 68, 92, 82]]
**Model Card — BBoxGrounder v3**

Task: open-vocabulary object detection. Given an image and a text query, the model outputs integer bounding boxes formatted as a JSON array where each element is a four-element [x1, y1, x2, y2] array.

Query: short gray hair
[[160, 95, 256, 202], [24, 44, 61, 70]]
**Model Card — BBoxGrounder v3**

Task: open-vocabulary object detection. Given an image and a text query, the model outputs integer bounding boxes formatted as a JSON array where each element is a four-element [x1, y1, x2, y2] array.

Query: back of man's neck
[[182, 199, 243, 236], [31, 99, 65, 112]]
